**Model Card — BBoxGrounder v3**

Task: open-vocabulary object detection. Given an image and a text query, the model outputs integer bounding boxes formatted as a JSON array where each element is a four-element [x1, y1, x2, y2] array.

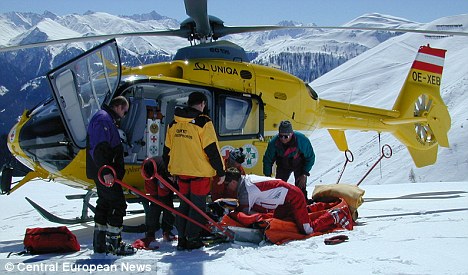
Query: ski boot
[[163, 231, 177, 242], [141, 231, 156, 247], [93, 223, 107, 254], [106, 226, 136, 256], [176, 236, 204, 250], [176, 237, 187, 251], [185, 236, 205, 250]]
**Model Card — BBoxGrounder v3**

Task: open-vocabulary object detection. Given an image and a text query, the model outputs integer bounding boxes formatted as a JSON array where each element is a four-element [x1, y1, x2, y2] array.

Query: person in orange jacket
[[163, 92, 225, 250]]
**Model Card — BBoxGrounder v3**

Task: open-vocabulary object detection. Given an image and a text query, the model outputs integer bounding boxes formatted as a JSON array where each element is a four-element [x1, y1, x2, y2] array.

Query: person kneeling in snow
[[221, 167, 353, 235], [211, 147, 246, 202]]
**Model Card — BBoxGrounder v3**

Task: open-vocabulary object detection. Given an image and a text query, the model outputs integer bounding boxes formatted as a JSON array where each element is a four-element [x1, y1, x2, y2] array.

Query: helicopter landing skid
[[25, 190, 148, 233], [25, 196, 94, 225]]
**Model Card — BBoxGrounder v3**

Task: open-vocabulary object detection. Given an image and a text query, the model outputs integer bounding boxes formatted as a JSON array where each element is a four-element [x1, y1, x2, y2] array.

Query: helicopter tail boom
[[318, 45, 450, 167]]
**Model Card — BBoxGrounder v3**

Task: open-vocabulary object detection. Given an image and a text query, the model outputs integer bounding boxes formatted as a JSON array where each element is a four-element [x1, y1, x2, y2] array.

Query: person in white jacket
[[224, 167, 314, 234], [222, 167, 353, 235]]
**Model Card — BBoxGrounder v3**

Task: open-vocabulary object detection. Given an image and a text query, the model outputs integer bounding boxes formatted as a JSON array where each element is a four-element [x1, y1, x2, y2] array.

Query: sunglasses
[[279, 134, 290, 139]]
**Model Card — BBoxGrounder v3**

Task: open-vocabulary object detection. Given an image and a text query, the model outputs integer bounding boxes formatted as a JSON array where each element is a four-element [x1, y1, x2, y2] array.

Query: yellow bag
[[312, 184, 365, 220]]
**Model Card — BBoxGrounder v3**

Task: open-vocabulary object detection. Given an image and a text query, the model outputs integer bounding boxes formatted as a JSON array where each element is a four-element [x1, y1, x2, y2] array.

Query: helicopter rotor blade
[[184, 0, 212, 38], [1, 23, 466, 53], [215, 25, 468, 38], [304, 25, 468, 37], [0, 29, 189, 53]]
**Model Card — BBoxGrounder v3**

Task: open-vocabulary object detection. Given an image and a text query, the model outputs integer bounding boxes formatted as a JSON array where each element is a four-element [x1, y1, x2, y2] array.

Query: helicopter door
[[47, 39, 121, 149]]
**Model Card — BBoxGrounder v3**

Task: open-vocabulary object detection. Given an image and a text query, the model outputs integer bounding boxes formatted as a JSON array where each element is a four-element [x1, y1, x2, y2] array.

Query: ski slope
[[0, 179, 467, 274]]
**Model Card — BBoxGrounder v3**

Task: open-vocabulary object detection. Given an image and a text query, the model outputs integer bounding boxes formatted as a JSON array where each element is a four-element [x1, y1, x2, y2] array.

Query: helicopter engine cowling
[[173, 41, 249, 62]]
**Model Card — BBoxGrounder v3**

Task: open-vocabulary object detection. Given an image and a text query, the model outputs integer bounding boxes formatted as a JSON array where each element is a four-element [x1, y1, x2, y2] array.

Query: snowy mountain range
[[311, 14, 468, 185], [0, 10, 417, 167], [0, 10, 466, 184]]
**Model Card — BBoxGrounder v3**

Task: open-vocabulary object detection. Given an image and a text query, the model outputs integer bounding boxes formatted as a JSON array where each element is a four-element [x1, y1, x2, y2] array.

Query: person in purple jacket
[[86, 96, 135, 255]]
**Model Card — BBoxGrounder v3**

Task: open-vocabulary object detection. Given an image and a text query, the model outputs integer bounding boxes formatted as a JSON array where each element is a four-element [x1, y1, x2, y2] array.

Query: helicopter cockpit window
[[19, 101, 80, 172], [217, 94, 262, 139]]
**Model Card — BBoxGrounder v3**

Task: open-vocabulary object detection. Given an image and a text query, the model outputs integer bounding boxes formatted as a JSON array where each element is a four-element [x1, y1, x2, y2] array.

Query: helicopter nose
[[17, 101, 78, 172]]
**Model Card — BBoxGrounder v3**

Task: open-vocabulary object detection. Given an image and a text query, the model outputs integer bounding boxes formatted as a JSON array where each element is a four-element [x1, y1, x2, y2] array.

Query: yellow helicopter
[[0, 0, 460, 224]]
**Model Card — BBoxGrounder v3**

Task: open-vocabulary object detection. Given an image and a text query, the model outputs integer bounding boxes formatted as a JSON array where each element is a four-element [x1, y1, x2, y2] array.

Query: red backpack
[[23, 226, 80, 254]]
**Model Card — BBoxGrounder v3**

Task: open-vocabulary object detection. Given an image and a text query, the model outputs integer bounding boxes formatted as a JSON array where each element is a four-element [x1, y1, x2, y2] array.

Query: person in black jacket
[[86, 96, 135, 255]]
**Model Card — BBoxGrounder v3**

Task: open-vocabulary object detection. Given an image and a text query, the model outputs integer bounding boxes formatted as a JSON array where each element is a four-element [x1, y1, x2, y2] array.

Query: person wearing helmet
[[211, 147, 246, 201]]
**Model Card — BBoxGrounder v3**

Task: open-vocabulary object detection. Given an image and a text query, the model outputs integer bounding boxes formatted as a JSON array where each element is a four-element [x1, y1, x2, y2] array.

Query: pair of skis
[[98, 158, 234, 242]]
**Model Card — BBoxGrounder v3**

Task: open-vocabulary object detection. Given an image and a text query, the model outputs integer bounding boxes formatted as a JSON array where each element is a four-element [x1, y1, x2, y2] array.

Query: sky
[[1, 0, 468, 26]]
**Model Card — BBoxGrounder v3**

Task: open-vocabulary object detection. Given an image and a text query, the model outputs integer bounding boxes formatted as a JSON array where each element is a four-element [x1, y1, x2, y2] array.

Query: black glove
[[207, 198, 239, 221], [207, 202, 226, 221]]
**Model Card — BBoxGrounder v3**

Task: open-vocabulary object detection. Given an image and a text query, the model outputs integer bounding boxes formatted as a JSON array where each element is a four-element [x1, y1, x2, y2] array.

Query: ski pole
[[98, 165, 212, 233], [356, 144, 392, 186], [336, 149, 354, 184], [141, 158, 234, 240]]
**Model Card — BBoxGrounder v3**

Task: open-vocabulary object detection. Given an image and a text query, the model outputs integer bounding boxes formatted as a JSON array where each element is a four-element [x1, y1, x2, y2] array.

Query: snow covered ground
[[0, 179, 467, 274]]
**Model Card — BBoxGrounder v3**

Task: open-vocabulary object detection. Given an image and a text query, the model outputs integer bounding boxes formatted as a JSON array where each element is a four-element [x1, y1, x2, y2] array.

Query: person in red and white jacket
[[224, 167, 314, 234]]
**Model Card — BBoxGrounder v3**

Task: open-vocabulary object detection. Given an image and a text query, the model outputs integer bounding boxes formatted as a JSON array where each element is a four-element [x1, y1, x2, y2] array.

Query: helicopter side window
[[217, 94, 262, 139]]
